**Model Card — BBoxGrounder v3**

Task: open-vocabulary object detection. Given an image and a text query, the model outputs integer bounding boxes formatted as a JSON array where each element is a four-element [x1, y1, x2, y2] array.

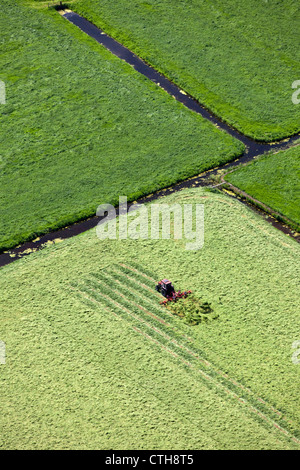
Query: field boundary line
[[106, 267, 298, 424], [108, 265, 161, 298]]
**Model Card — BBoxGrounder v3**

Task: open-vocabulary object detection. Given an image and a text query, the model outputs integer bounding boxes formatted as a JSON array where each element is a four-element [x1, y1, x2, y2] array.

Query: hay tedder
[[155, 279, 191, 305]]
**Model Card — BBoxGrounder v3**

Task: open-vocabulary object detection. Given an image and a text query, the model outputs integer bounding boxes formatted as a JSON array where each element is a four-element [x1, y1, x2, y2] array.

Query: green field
[[225, 145, 300, 228], [71, 0, 300, 141], [0, 1, 243, 252], [1, 188, 299, 449]]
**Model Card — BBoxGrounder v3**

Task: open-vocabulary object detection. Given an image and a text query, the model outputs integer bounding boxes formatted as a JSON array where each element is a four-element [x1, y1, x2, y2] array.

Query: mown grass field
[[225, 145, 300, 228], [1, 188, 299, 449], [70, 0, 300, 141], [0, 1, 243, 252]]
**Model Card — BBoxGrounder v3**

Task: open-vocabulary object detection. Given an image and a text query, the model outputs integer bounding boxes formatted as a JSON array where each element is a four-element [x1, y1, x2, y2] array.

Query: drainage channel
[[1, 169, 299, 268]]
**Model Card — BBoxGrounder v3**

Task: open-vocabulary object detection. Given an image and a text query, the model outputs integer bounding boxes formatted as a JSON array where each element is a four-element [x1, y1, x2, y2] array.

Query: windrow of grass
[[0, 0, 243, 252], [69, 0, 300, 141], [0, 188, 299, 449], [224, 145, 300, 228]]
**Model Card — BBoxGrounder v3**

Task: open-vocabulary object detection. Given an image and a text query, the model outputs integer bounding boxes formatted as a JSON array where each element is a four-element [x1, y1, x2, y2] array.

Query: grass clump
[[165, 293, 218, 325]]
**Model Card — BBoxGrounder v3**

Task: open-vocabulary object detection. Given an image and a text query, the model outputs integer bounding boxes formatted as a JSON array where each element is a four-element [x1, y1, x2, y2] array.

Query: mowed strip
[[1, 188, 299, 449], [71, 263, 299, 443], [104, 263, 300, 432]]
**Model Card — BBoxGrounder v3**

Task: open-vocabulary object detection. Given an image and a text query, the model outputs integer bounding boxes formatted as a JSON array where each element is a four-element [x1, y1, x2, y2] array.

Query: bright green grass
[[1, 188, 299, 449], [0, 1, 243, 252], [69, 0, 300, 141], [225, 145, 300, 227]]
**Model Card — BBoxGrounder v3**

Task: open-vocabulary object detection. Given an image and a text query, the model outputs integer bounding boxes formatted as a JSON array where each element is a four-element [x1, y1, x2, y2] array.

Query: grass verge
[[224, 145, 300, 229]]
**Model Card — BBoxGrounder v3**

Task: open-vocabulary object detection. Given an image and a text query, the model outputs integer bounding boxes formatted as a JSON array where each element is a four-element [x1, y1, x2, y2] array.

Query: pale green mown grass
[[0, 0, 243, 252], [0, 188, 299, 449], [225, 145, 300, 227], [70, 0, 300, 140]]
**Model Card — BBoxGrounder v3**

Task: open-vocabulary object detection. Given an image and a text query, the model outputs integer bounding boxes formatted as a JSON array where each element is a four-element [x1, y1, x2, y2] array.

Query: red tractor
[[155, 279, 191, 305]]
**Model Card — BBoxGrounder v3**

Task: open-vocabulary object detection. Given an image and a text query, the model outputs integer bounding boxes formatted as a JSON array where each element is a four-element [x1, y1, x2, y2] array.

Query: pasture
[[0, 188, 299, 449]]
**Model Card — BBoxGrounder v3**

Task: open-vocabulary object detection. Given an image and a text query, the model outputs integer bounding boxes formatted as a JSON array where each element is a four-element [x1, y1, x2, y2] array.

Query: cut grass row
[[70, 0, 300, 140], [224, 145, 300, 229], [72, 264, 299, 439], [0, 188, 299, 448], [0, 0, 243, 252]]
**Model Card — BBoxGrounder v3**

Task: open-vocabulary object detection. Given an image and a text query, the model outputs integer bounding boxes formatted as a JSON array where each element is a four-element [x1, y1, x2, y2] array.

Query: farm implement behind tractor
[[155, 279, 192, 305]]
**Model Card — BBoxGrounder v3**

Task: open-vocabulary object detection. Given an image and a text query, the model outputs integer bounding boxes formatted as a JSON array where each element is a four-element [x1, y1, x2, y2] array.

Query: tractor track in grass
[[43, 287, 219, 449], [90, 269, 194, 341], [68, 263, 300, 445], [0, 9, 299, 268], [69, 263, 299, 442], [132, 325, 299, 445]]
